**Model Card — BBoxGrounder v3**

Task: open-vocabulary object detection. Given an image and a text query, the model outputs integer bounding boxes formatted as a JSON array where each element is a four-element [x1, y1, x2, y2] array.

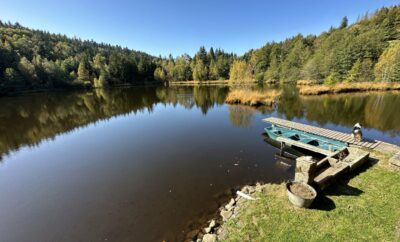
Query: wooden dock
[[263, 117, 381, 149], [265, 117, 400, 192]]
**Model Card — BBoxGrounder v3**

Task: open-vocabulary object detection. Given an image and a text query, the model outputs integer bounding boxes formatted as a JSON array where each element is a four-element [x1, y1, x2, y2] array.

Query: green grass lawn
[[220, 155, 400, 241]]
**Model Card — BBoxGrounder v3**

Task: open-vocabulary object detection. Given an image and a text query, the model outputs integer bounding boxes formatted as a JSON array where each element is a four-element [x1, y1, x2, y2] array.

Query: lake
[[0, 86, 399, 241]]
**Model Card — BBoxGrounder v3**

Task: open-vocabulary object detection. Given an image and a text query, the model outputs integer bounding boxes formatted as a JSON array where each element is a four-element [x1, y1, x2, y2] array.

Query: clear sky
[[1, 0, 399, 57]]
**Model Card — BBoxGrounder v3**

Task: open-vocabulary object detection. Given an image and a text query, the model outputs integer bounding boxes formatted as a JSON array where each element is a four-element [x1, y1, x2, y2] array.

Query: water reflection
[[0, 86, 229, 158], [0, 86, 399, 241], [277, 86, 400, 138]]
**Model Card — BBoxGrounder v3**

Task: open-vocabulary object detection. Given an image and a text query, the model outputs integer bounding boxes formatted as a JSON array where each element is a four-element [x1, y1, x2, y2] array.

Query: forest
[[0, 5, 399, 95]]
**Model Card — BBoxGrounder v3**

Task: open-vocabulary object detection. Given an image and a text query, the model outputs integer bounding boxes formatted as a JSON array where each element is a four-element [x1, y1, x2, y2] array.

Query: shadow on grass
[[309, 158, 377, 211]]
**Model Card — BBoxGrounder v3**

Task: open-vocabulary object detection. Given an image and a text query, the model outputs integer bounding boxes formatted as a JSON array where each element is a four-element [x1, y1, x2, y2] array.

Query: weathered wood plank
[[276, 137, 334, 156]]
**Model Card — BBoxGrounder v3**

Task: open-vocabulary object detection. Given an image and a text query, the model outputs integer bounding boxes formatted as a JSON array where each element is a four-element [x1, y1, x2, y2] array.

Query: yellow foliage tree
[[374, 41, 400, 82], [229, 60, 253, 83]]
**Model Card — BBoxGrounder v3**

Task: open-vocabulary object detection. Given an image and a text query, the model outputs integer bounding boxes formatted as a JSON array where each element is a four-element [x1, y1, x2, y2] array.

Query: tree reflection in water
[[0, 86, 399, 158]]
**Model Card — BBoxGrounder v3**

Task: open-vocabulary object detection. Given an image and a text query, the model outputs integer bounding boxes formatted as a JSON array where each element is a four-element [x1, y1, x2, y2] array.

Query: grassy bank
[[225, 89, 281, 106], [296, 80, 321, 86], [217, 153, 400, 241], [299, 82, 400, 95]]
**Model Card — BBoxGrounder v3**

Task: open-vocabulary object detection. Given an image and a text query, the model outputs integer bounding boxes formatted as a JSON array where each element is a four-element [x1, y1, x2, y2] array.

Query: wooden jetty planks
[[263, 117, 379, 149]]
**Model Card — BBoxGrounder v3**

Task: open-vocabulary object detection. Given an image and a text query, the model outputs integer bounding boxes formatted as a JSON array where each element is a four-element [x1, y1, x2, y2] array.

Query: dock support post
[[280, 142, 286, 156]]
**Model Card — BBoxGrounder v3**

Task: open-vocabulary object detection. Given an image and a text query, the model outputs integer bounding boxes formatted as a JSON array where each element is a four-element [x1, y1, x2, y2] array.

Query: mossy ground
[[220, 153, 400, 241]]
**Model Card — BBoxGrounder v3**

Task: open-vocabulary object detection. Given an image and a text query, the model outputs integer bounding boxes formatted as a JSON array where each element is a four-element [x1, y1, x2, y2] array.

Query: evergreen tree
[[345, 59, 362, 83], [77, 61, 90, 83], [340, 16, 348, 29]]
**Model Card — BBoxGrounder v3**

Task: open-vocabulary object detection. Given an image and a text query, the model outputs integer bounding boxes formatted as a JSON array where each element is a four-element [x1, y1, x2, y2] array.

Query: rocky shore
[[188, 183, 267, 242]]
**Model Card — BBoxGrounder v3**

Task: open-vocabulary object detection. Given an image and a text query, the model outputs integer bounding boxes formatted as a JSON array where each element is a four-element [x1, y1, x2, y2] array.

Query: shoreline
[[298, 82, 400, 96], [187, 183, 267, 242], [189, 149, 400, 242]]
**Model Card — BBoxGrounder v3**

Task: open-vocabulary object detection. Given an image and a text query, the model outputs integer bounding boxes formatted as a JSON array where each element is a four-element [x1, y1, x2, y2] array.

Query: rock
[[248, 186, 256, 194], [204, 219, 217, 233], [255, 185, 265, 193], [202, 233, 217, 242], [220, 209, 233, 221], [216, 227, 228, 239], [235, 195, 242, 202], [225, 198, 236, 211], [209, 219, 216, 228]]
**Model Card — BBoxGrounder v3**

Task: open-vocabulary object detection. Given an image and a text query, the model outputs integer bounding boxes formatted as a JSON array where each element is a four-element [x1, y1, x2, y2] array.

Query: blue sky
[[1, 0, 399, 56]]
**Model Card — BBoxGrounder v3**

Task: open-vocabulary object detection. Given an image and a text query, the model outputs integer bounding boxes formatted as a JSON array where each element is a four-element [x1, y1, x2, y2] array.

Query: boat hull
[[264, 124, 347, 153]]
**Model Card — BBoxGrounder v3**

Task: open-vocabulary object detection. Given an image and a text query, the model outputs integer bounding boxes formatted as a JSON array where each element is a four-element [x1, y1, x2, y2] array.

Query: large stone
[[209, 219, 216, 229], [220, 209, 233, 221], [204, 220, 217, 233], [295, 156, 317, 184], [294, 172, 313, 184], [225, 198, 236, 211], [202, 233, 217, 242], [247, 186, 256, 194], [296, 156, 317, 173]]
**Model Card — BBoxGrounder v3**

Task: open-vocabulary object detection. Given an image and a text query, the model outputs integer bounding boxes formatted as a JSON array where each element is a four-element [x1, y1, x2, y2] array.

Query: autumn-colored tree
[[229, 60, 252, 83], [374, 41, 400, 82]]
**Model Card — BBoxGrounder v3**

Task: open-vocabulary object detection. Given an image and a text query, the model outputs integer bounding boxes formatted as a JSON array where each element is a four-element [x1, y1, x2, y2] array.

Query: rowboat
[[264, 124, 347, 153]]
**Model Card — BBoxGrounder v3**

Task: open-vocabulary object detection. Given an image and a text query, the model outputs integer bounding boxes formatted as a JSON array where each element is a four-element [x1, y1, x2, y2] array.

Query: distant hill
[[1, 5, 399, 95], [0, 21, 158, 95]]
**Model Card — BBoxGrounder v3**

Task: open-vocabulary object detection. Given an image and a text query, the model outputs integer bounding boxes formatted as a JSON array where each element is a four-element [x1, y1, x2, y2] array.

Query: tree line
[[1, 5, 400, 95], [235, 6, 400, 84], [0, 21, 157, 95]]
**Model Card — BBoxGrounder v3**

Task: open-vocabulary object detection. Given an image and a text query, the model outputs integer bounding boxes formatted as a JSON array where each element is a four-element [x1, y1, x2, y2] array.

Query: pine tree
[[345, 59, 362, 83], [77, 61, 89, 83], [324, 72, 340, 85], [340, 16, 348, 29]]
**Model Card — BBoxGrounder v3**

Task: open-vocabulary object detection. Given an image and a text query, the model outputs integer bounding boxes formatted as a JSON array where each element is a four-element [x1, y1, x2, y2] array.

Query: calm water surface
[[0, 86, 399, 241]]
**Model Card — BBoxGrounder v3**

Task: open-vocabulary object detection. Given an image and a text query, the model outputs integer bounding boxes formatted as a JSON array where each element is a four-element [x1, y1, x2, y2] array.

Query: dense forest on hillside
[[0, 5, 399, 95], [236, 5, 400, 84]]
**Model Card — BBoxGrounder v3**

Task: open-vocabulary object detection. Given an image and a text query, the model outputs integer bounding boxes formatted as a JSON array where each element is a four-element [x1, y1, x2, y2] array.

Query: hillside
[[1, 5, 399, 95], [0, 21, 157, 94]]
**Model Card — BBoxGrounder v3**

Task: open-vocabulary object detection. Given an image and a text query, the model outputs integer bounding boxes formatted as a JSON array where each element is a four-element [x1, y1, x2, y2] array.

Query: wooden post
[[280, 142, 286, 156]]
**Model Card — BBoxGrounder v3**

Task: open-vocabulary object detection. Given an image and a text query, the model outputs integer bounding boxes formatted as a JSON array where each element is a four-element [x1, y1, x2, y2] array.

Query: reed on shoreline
[[225, 89, 281, 106], [299, 82, 400, 95], [296, 79, 321, 86]]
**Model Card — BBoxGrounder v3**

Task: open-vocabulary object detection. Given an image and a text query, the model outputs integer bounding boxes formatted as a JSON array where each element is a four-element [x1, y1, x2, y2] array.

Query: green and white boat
[[264, 124, 347, 153]]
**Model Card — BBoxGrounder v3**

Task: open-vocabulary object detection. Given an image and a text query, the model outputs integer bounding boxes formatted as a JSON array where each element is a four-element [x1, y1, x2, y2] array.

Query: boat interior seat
[[284, 133, 300, 140], [297, 138, 320, 146]]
